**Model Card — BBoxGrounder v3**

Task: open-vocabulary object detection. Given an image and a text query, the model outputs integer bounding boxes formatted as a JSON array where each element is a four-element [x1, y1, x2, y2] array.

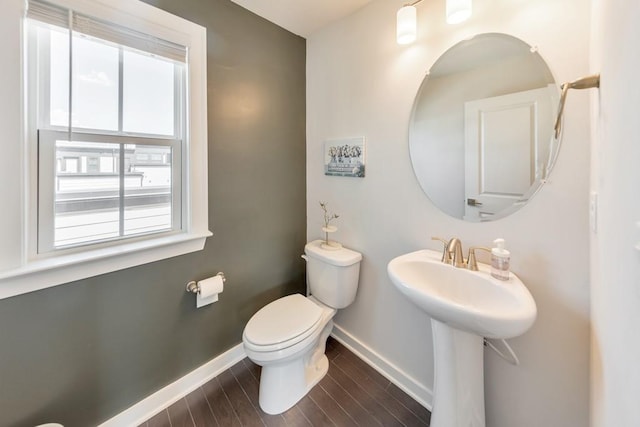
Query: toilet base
[[258, 353, 329, 414], [257, 319, 333, 414]]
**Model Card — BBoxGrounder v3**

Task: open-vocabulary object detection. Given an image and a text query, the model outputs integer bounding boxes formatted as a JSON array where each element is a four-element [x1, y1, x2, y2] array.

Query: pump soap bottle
[[491, 238, 510, 281]]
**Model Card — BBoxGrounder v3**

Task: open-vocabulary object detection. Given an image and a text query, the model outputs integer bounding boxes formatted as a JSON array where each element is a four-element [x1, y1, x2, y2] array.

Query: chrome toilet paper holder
[[186, 272, 226, 294]]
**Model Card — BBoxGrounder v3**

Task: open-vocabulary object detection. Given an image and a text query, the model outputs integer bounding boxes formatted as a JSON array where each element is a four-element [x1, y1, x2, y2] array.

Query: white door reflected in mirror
[[409, 33, 559, 222], [463, 86, 555, 220]]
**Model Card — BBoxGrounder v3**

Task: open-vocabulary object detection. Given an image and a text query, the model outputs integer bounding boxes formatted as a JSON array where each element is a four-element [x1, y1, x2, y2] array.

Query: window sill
[[0, 230, 212, 301]]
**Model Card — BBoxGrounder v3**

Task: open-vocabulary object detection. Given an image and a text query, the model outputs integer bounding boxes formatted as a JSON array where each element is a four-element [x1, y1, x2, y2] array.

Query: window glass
[[54, 140, 121, 247], [52, 140, 175, 247], [71, 35, 119, 131], [49, 27, 70, 127], [123, 51, 176, 136], [124, 145, 173, 235]]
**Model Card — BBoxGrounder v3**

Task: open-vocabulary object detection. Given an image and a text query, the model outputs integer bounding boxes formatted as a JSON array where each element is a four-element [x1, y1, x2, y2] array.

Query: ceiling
[[230, 0, 374, 38]]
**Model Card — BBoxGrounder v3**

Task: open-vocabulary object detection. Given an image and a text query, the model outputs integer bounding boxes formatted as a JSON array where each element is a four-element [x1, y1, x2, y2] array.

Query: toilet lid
[[244, 294, 322, 347]]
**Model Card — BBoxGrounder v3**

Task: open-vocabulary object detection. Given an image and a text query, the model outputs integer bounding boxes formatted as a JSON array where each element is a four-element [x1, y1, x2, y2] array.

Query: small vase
[[321, 226, 342, 250]]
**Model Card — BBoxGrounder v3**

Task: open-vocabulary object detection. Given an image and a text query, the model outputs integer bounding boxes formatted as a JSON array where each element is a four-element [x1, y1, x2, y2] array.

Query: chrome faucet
[[447, 238, 466, 268]]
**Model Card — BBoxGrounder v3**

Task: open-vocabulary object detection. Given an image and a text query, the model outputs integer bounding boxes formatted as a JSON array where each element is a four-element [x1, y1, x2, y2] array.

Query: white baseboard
[[98, 343, 246, 427], [100, 327, 431, 426], [331, 324, 433, 410]]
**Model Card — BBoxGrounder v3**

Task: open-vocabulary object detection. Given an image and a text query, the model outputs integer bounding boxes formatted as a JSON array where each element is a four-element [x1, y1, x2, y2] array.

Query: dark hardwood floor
[[140, 338, 431, 426]]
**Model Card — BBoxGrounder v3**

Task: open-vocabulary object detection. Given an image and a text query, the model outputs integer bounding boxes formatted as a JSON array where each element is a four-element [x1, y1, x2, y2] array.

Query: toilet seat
[[243, 294, 323, 353]]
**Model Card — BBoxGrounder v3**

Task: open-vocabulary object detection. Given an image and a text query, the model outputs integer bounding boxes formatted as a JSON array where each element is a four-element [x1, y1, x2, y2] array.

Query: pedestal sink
[[387, 249, 536, 427]]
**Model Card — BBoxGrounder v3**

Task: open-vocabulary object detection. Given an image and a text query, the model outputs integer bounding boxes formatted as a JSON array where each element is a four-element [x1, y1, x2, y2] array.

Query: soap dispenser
[[491, 238, 510, 281]]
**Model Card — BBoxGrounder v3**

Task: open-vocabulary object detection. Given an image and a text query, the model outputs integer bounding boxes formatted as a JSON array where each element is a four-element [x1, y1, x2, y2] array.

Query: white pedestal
[[430, 319, 485, 427]]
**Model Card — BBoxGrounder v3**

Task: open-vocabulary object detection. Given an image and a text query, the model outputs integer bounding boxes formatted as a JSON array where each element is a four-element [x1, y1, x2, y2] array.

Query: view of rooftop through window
[[54, 141, 173, 246]]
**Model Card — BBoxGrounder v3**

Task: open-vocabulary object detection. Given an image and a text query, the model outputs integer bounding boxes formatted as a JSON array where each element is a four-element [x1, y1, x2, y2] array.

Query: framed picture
[[324, 137, 366, 178]]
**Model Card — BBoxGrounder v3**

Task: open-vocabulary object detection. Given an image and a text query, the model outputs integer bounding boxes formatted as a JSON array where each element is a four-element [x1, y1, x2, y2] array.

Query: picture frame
[[324, 137, 366, 178]]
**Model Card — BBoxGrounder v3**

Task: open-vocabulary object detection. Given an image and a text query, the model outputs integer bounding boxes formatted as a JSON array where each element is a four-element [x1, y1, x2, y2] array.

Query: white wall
[[307, 0, 591, 426], [590, 0, 640, 425]]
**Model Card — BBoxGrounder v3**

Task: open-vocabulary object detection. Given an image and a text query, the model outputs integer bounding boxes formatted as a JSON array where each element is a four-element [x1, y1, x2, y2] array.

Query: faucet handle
[[431, 237, 452, 264], [467, 246, 492, 271]]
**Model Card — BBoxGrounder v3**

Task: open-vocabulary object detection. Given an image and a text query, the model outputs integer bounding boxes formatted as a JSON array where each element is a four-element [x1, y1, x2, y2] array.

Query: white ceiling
[[230, 0, 374, 38]]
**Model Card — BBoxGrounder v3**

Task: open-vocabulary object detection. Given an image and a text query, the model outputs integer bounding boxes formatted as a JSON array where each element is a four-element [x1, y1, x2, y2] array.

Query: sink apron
[[431, 319, 485, 427]]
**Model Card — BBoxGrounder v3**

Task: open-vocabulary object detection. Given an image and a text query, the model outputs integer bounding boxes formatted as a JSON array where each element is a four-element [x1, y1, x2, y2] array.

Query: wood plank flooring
[[140, 338, 431, 426]]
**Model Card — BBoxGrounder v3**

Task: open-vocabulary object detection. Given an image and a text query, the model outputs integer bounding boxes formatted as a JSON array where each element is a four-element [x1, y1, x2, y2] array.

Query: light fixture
[[446, 0, 472, 24], [396, 0, 472, 45], [396, 5, 417, 45]]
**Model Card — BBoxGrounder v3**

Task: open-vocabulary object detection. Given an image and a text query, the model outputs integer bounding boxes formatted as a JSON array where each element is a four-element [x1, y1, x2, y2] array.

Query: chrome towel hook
[[554, 74, 600, 139]]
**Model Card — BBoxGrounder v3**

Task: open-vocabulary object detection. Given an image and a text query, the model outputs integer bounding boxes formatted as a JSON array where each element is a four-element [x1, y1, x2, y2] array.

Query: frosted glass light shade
[[397, 5, 417, 45], [446, 0, 472, 24]]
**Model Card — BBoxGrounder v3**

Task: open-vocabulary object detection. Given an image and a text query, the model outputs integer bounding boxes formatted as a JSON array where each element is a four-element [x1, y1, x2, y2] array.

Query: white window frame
[[0, 0, 210, 300]]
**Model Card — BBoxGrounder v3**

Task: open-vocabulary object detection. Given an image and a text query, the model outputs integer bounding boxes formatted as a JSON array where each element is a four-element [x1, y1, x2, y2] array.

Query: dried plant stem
[[319, 201, 339, 245]]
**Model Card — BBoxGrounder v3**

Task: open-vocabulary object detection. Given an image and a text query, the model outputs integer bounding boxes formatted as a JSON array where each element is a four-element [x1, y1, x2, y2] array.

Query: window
[[28, 1, 186, 252], [0, 0, 209, 299]]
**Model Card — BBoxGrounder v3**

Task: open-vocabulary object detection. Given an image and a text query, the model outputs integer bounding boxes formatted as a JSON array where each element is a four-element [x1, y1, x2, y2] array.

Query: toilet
[[242, 240, 362, 415]]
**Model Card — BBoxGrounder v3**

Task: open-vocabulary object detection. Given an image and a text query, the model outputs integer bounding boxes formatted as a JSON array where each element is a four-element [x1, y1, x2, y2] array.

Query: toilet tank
[[304, 240, 362, 309]]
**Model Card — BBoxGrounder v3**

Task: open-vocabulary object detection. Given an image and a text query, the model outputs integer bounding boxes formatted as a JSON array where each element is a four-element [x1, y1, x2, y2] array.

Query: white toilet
[[242, 240, 362, 415]]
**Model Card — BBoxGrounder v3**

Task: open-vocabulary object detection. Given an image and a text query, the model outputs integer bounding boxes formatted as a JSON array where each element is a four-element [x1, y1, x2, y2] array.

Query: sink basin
[[387, 248, 537, 427], [387, 249, 536, 339]]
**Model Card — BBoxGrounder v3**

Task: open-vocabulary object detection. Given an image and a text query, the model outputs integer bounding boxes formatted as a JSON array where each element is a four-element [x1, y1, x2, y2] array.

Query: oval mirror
[[409, 33, 559, 222]]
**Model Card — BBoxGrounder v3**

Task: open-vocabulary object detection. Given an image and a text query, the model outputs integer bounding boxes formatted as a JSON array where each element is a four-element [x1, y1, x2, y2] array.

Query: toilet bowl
[[242, 240, 362, 415], [243, 294, 336, 414]]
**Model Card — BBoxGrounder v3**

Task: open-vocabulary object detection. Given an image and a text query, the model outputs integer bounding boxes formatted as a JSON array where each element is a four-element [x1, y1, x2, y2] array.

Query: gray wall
[[0, 1, 306, 426]]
